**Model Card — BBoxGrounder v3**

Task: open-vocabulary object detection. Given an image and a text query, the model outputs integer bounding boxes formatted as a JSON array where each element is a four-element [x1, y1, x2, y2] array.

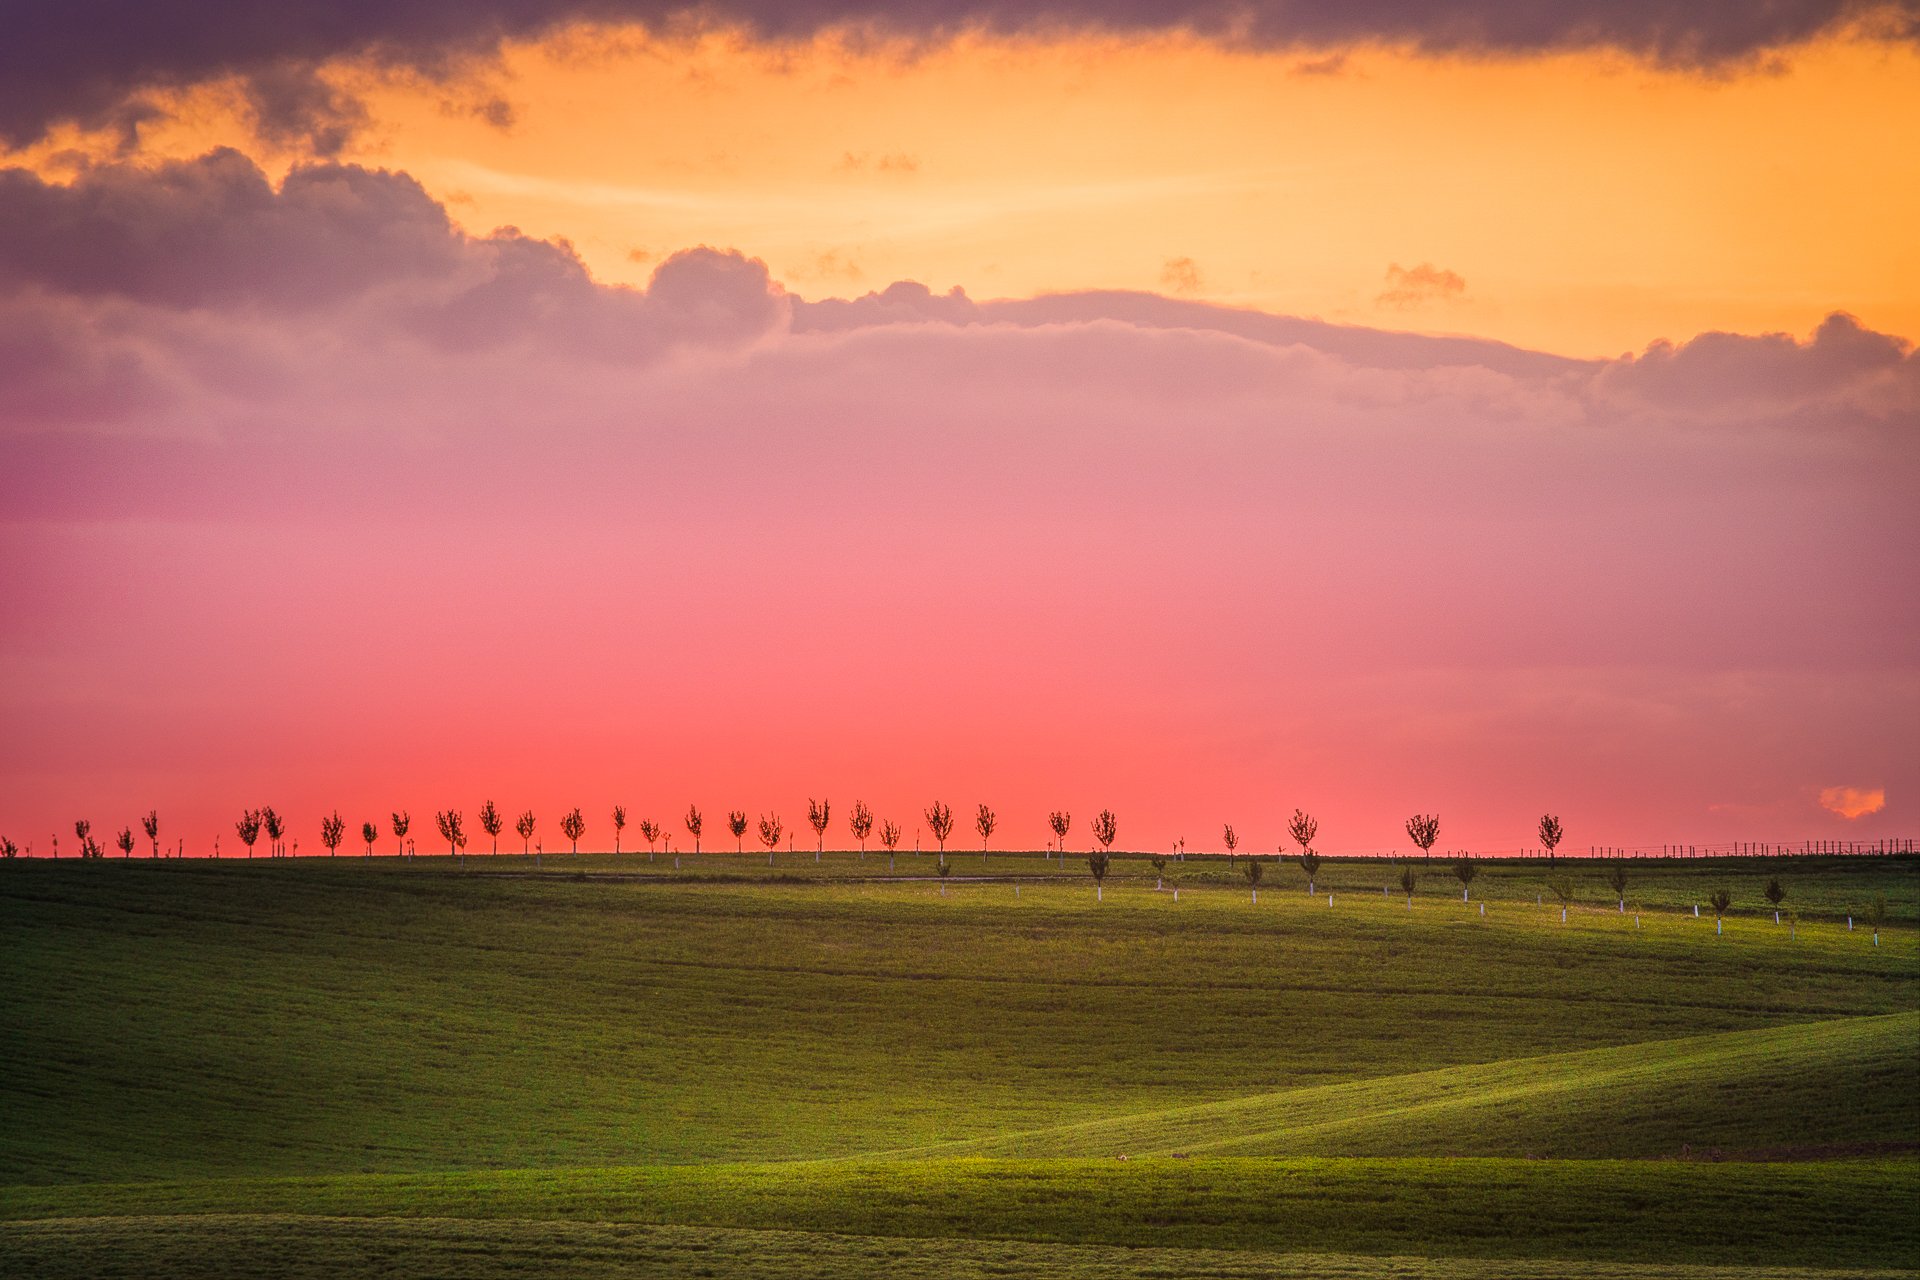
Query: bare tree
[[1395, 863, 1418, 908], [516, 810, 536, 855], [1, 837, 17, 859], [435, 808, 466, 859], [1223, 824, 1238, 864], [142, 810, 159, 858], [1547, 877, 1573, 923], [1288, 809, 1319, 856], [975, 803, 997, 862], [392, 810, 411, 857], [1049, 810, 1071, 860], [1405, 813, 1439, 861], [685, 805, 704, 855], [849, 801, 873, 857], [640, 818, 663, 855], [116, 826, 135, 858], [728, 810, 748, 852], [1763, 877, 1786, 924], [880, 818, 902, 870], [1539, 814, 1563, 866], [611, 805, 627, 855], [262, 807, 285, 858], [759, 813, 783, 865], [560, 807, 585, 854], [1299, 849, 1321, 895], [1150, 851, 1168, 891], [808, 798, 831, 861], [1453, 857, 1478, 902], [1708, 888, 1732, 935], [76, 821, 102, 859], [320, 810, 345, 856], [1088, 848, 1110, 901], [478, 800, 503, 854], [1607, 862, 1629, 913], [1866, 895, 1887, 946], [1244, 856, 1264, 903], [361, 821, 377, 857], [1091, 808, 1117, 853], [925, 801, 955, 853], [235, 810, 262, 859]]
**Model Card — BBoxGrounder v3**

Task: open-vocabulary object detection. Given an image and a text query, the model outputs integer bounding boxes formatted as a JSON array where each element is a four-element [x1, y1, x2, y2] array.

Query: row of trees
[[9, 811, 1722, 884]]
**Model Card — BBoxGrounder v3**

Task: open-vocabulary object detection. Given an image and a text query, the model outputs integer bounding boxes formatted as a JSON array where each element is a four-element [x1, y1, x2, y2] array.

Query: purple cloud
[[3, 1, 1913, 150]]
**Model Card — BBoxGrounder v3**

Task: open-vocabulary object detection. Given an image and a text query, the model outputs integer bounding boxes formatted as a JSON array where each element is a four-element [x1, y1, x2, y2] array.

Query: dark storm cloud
[[4, 1, 1915, 150]]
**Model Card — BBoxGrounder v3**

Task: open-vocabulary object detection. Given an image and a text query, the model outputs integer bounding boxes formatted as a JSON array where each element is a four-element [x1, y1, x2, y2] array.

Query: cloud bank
[[5, 1, 1916, 151], [2, 151, 1914, 848]]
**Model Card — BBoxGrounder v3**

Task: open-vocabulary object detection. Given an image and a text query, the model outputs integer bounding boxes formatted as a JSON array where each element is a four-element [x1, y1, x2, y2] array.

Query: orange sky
[[19, 27, 1920, 357], [2, 17, 1914, 853]]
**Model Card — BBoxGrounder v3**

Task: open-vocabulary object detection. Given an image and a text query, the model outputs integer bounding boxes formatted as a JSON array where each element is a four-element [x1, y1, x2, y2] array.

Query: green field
[[2, 853, 1915, 1277]]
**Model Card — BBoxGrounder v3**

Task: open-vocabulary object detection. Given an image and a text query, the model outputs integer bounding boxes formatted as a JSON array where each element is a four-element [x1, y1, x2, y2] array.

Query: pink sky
[[1, 153, 1915, 855]]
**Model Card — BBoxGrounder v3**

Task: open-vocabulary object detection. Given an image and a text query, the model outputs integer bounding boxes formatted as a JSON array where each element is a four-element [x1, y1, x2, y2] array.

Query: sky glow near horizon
[[1, 4, 1915, 854]]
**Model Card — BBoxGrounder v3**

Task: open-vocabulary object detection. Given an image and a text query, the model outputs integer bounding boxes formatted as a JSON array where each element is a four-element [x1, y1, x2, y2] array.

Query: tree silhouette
[[1405, 813, 1439, 861], [361, 821, 377, 856], [1453, 857, 1478, 901], [1088, 848, 1110, 901], [1150, 851, 1168, 890], [320, 810, 345, 856], [73, 819, 87, 849], [235, 810, 262, 859], [1244, 856, 1263, 902], [76, 821, 103, 859], [808, 798, 831, 861], [1288, 809, 1319, 855], [880, 818, 902, 870], [975, 804, 997, 862], [685, 805, 704, 855], [728, 810, 748, 852], [435, 808, 466, 858], [1, 837, 17, 859], [262, 807, 285, 858], [758, 813, 783, 865], [1708, 888, 1733, 935], [1763, 877, 1786, 923], [1607, 862, 1629, 912], [142, 810, 159, 858], [516, 810, 535, 854], [925, 802, 954, 853], [1091, 809, 1118, 855], [1223, 824, 1238, 863], [1547, 876, 1573, 923], [478, 800, 503, 854], [611, 805, 627, 855], [1049, 810, 1071, 859], [116, 826, 135, 858], [560, 807, 585, 854], [391, 810, 410, 857], [1299, 849, 1321, 895], [639, 818, 663, 855], [849, 801, 873, 856], [1539, 813, 1563, 865]]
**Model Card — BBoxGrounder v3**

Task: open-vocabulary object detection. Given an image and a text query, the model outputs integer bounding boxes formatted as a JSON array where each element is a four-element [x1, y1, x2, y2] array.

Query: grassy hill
[[2, 854, 1914, 1277]]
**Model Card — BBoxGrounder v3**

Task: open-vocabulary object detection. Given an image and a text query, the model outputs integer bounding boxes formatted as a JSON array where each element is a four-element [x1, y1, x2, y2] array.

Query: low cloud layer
[[2, 152, 1913, 848], [5, 1, 1915, 151]]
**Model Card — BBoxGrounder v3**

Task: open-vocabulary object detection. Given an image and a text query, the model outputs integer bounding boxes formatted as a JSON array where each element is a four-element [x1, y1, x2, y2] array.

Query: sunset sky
[[2, 2, 1916, 854]]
